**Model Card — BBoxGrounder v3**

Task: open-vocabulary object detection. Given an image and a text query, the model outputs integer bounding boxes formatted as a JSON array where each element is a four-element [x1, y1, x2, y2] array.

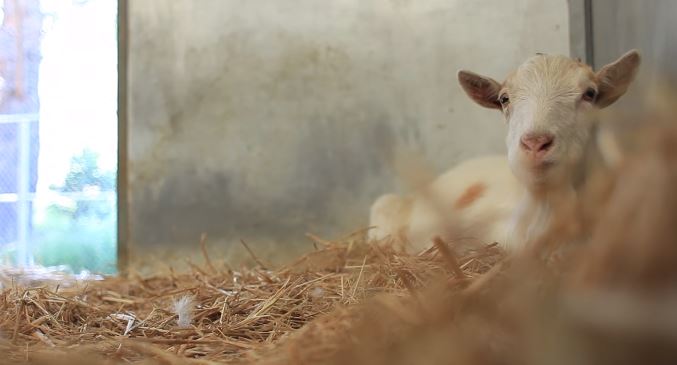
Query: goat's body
[[369, 155, 522, 251]]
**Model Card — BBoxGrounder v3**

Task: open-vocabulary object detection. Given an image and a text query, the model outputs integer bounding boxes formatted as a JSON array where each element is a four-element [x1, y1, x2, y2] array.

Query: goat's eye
[[499, 93, 510, 107], [582, 87, 597, 102]]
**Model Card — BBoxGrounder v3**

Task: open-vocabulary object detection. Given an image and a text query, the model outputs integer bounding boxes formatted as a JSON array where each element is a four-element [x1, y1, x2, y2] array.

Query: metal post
[[568, 0, 594, 65], [583, 0, 594, 67], [117, 0, 129, 274]]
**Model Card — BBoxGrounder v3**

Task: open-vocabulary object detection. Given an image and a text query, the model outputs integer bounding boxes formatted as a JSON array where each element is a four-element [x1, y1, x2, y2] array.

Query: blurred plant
[[49, 148, 115, 219], [31, 148, 117, 274], [31, 210, 116, 274]]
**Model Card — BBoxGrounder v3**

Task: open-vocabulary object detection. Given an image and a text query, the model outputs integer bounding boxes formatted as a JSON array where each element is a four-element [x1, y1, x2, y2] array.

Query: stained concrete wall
[[127, 0, 569, 266]]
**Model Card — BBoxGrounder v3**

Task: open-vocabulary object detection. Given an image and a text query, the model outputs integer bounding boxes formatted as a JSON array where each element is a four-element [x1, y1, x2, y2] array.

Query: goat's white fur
[[369, 156, 521, 252]]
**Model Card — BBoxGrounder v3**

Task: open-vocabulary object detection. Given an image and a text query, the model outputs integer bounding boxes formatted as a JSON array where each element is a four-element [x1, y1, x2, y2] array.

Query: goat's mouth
[[534, 160, 555, 169], [526, 160, 557, 175], [511, 155, 560, 183]]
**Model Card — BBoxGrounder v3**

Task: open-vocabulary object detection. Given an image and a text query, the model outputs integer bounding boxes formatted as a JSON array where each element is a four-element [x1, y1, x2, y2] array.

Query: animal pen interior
[[2, 1, 677, 364]]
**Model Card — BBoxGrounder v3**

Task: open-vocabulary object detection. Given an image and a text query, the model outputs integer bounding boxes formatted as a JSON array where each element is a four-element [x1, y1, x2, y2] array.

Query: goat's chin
[[512, 160, 568, 191]]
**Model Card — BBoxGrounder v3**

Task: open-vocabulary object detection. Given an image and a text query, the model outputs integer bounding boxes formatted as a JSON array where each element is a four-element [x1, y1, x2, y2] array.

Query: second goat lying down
[[369, 50, 641, 252]]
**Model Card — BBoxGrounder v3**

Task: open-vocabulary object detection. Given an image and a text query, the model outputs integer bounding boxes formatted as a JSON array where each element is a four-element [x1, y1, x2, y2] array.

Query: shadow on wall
[[132, 114, 397, 249]]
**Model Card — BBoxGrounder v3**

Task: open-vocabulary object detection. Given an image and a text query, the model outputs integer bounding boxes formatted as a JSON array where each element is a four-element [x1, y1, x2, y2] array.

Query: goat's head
[[458, 50, 641, 191]]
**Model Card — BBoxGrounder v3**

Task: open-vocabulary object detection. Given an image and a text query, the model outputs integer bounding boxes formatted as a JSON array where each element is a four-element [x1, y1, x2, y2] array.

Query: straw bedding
[[3, 98, 677, 365], [0, 233, 503, 364]]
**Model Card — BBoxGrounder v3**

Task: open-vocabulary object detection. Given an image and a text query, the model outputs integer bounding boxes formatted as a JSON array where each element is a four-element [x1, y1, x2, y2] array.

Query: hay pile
[[0, 232, 503, 364], [3, 95, 677, 365]]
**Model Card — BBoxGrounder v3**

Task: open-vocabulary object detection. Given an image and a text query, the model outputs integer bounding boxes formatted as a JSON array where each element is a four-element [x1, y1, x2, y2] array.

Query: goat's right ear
[[595, 50, 641, 108], [457, 70, 502, 109]]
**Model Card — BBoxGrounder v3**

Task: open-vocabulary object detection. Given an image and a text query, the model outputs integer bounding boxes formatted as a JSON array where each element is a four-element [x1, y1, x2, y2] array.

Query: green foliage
[[50, 149, 116, 219], [31, 207, 117, 274], [55, 149, 115, 193], [31, 148, 117, 274]]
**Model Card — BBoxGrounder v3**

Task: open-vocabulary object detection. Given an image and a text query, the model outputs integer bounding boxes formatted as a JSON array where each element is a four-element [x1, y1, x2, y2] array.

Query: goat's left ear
[[596, 49, 641, 108]]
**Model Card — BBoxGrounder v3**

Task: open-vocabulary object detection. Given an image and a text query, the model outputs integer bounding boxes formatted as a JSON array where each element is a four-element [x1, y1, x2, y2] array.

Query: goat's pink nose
[[520, 133, 555, 157]]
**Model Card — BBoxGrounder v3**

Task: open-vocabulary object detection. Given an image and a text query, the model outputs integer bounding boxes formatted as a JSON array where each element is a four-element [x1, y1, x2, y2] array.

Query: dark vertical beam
[[583, 0, 594, 67], [568, 0, 594, 65], [117, 0, 129, 275]]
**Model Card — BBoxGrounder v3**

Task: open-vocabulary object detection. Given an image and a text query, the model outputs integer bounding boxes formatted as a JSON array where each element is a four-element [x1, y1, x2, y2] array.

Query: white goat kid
[[369, 50, 641, 252]]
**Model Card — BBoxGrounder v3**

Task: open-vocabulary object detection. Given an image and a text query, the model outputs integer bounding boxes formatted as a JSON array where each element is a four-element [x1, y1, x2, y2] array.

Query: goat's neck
[[511, 183, 577, 247]]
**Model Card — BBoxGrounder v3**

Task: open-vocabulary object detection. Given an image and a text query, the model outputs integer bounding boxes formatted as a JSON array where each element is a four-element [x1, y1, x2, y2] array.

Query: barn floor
[[0, 234, 503, 365]]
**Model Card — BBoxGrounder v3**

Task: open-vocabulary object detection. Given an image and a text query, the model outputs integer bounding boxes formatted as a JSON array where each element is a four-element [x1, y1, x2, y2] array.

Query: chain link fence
[[0, 113, 38, 267]]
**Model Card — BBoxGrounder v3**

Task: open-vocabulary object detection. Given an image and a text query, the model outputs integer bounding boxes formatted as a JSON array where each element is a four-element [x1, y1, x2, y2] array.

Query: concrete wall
[[591, 0, 677, 88], [126, 0, 569, 266]]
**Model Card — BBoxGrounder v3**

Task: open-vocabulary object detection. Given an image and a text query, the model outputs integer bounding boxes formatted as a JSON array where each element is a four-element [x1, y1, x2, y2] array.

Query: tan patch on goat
[[454, 182, 486, 210]]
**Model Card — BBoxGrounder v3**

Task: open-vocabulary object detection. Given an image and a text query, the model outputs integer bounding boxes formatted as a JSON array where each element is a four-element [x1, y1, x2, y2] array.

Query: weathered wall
[[127, 0, 569, 266], [591, 0, 677, 91]]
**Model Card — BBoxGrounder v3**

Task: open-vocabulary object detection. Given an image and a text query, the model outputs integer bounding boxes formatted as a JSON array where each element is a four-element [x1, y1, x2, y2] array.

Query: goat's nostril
[[520, 139, 530, 151], [520, 134, 555, 155], [539, 138, 554, 152]]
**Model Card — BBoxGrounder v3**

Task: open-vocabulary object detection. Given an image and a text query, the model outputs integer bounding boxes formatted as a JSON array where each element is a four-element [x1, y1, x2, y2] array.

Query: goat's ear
[[457, 70, 502, 109], [596, 50, 641, 108]]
